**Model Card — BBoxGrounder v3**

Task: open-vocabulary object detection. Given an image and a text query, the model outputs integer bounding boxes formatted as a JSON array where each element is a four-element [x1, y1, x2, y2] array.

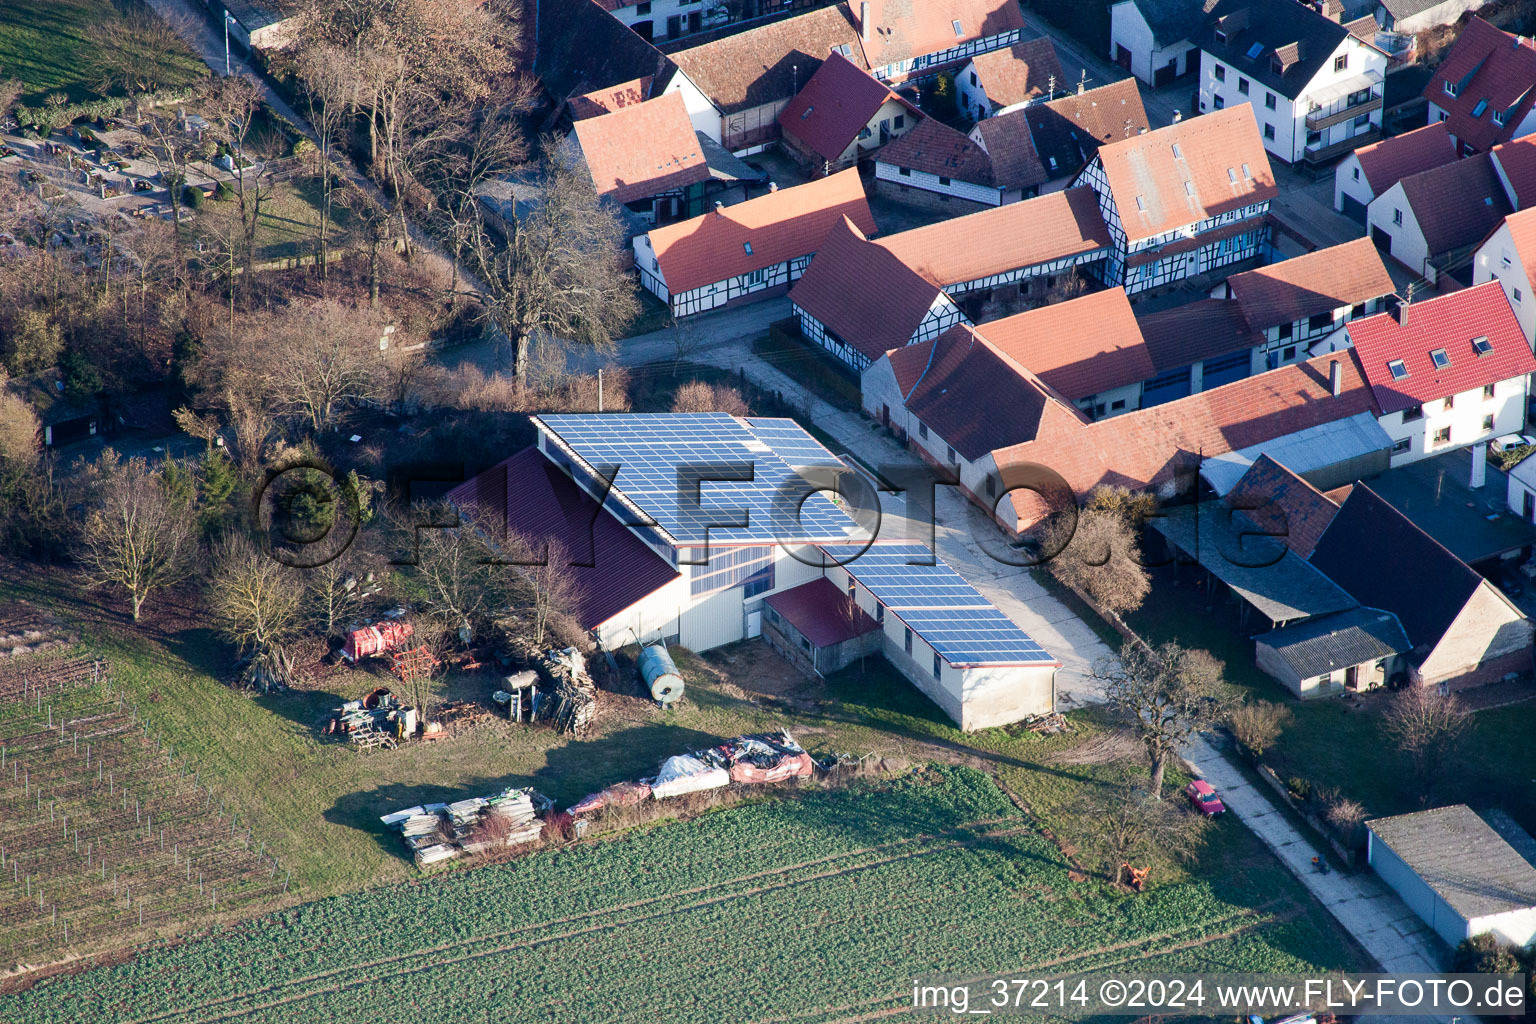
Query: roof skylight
[[1473, 335, 1493, 355], [1430, 347, 1450, 368], [1388, 359, 1409, 380]]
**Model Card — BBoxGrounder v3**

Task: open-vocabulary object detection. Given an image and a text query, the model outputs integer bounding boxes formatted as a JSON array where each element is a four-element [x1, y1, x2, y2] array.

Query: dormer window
[[1444, 80, 1458, 97], [1494, 109, 1507, 126], [1430, 347, 1450, 369], [1271, 56, 1283, 75], [1473, 335, 1493, 355], [1216, 28, 1227, 43], [1387, 359, 1409, 380]]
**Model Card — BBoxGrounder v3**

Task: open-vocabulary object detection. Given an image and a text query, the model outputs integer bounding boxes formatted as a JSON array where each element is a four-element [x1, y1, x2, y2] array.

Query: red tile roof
[[1226, 238, 1396, 329], [1224, 453, 1340, 559], [876, 116, 996, 185], [874, 186, 1111, 288], [446, 449, 679, 630], [1091, 104, 1277, 243], [789, 215, 946, 361], [858, 0, 1026, 73], [778, 51, 913, 162], [1136, 298, 1264, 372], [889, 325, 1087, 460], [568, 77, 654, 120], [967, 37, 1064, 109], [1346, 281, 1535, 414], [978, 288, 1155, 401], [572, 92, 710, 204], [669, 6, 864, 116], [1492, 135, 1536, 209], [764, 577, 880, 648], [1397, 149, 1512, 257], [969, 109, 1048, 191], [1022, 78, 1149, 180], [1351, 122, 1457, 195], [645, 168, 875, 294], [1423, 16, 1536, 154], [992, 351, 1379, 520]]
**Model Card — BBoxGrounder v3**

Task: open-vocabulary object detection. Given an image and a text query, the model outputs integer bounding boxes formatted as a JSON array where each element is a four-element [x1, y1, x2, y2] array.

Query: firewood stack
[[538, 646, 597, 735]]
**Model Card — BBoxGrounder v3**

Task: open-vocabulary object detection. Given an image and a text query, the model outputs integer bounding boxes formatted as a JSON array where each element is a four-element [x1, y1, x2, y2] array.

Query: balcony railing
[[1303, 126, 1382, 165], [1306, 92, 1383, 130]]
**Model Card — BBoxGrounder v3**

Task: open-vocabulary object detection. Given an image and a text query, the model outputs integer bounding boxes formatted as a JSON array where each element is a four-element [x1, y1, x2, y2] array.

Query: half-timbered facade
[[1073, 105, 1276, 294], [790, 217, 968, 369], [634, 169, 875, 317], [857, 0, 1027, 83]]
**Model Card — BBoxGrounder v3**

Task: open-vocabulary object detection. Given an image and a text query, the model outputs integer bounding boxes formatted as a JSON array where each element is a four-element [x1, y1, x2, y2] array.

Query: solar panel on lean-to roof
[[537, 413, 857, 545], [900, 608, 1051, 664]]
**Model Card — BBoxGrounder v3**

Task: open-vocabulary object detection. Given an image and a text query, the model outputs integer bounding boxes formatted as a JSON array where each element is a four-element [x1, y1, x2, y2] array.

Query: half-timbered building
[[1072, 104, 1276, 293], [634, 169, 875, 317]]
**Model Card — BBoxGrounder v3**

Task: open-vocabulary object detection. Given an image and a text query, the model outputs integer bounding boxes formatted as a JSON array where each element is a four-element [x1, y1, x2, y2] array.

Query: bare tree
[[294, 44, 354, 280], [136, 107, 201, 258], [76, 450, 198, 620], [1096, 642, 1234, 798], [90, 8, 199, 118], [390, 500, 511, 644], [505, 533, 578, 649], [470, 143, 639, 380], [1382, 685, 1470, 805], [208, 531, 303, 653], [205, 76, 274, 280], [255, 298, 389, 435], [1048, 507, 1151, 615], [1074, 765, 1209, 887]]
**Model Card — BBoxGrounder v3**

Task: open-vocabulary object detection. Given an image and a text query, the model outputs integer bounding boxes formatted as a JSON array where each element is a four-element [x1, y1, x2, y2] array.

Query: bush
[[59, 350, 102, 402], [1453, 933, 1523, 975], [1228, 701, 1292, 759], [671, 380, 750, 416], [1286, 776, 1312, 802], [183, 185, 203, 209], [1322, 793, 1367, 844], [215, 180, 235, 201]]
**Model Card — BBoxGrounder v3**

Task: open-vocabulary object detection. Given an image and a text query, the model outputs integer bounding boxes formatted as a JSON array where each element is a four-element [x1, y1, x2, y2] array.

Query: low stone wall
[[1253, 761, 1359, 867]]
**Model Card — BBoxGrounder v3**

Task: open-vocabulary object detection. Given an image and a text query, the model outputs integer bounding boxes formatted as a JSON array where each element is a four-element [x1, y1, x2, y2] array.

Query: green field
[[0, 0, 204, 104], [0, 765, 1363, 1024]]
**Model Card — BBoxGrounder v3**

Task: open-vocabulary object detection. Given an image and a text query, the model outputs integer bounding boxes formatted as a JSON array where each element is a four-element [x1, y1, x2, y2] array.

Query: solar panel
[[833, 544, 1054, 665], [536, 413, 860, 546]]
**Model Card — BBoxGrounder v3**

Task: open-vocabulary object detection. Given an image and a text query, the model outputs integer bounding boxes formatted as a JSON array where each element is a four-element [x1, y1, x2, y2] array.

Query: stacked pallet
[[381, 787, 549, 868]]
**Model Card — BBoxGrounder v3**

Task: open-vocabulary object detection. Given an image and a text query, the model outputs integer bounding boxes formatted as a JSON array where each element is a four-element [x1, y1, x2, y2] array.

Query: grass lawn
[[1124, 564, 1536, 839], [0, 765, 1366, 1023], [751, 325, 864, 413], [195, 176, 360, 264], [0, 561, 1370, 982], [0, 0, 204, 104]]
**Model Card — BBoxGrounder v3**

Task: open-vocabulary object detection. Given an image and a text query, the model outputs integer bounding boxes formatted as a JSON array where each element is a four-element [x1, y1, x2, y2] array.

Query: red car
[[1185, 779, 1226, 815]]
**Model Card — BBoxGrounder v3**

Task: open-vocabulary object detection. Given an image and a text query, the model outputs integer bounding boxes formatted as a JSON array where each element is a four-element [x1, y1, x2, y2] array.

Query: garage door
[[1371, 225, 1392, 252], [1340, 194, 1367, 224]]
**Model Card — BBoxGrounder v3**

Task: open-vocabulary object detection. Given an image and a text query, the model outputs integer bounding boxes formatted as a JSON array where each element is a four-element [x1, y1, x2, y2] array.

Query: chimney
[[1172, 109, 1182, 122], [860, 1, 870, 42], [714, 201, 725, 215], [768, 181, 778, 192], [1471, 443, 1487, 488], [1329, 358, 1342, 397]]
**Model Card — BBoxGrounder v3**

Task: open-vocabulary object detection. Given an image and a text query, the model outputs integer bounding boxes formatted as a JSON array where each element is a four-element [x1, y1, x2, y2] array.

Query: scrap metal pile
[[567, 730, 815, 814], [321, 687, 418, 749], [382, 786, 552, 870]]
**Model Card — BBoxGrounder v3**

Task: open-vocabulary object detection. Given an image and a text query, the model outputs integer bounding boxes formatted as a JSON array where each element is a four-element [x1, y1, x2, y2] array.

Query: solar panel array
[[834, 544, 1055, 666], [536, 413, 859, 545]]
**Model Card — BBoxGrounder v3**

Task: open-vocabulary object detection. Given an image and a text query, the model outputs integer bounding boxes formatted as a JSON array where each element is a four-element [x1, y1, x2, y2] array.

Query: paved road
[[1184, 735, 1449, 976]]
